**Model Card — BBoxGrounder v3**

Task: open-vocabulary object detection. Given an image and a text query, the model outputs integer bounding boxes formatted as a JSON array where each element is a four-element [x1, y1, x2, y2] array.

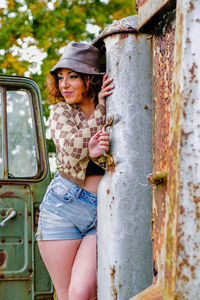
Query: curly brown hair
[[46, 70, 103, 105]]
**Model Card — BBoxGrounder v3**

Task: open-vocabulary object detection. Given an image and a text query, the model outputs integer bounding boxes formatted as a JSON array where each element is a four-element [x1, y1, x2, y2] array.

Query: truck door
[[0, 76, 53, 299]]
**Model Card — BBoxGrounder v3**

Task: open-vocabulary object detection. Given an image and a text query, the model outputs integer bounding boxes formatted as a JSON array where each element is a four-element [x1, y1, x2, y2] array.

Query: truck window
[[0, 87, 38, 178], [0, 89, 2, 177]]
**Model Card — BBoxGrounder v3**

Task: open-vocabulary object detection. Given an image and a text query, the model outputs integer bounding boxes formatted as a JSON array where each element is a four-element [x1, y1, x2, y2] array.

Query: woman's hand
[[98, 74, 114, 107], [88, 130, 110, 158]]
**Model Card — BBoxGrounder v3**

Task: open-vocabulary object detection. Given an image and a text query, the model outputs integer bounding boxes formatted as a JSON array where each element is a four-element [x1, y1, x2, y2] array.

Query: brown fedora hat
[[50, 41, 104, 75]]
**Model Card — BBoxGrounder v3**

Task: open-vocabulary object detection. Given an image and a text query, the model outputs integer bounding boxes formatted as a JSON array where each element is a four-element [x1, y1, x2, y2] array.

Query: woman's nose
[[61, 78, 70, 88]]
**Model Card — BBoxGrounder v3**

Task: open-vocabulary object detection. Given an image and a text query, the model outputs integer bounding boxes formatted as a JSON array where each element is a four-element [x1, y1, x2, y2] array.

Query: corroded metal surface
[[97, 15, 153, 299], [152, 11, 176, 290], [137, 0, 173, 30], [165, 0, 200, 298], [92, 15, 138, 49]]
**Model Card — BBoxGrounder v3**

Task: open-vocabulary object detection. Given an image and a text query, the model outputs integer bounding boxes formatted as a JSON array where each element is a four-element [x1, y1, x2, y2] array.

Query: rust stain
[[110, 265, 118, 299], [189, 1, 194, 11], [0, 191, 15, 198], [193, 195, 200, 229], [0, 251, 7, 268], [107, 163, 116, 174], [189, 62, 198, 82], [179, 205, 185, 215], [34, 208, 40, 227], [120, 32, 128, 40], [181, 130, 192, 139]]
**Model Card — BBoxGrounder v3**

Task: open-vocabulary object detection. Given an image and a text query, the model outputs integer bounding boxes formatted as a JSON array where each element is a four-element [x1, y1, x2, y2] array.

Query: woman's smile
[[62, 91, 73, 96]]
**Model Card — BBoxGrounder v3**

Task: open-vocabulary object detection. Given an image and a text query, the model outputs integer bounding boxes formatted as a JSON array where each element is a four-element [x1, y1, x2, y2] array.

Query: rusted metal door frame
[[131, 0, 200, 299]]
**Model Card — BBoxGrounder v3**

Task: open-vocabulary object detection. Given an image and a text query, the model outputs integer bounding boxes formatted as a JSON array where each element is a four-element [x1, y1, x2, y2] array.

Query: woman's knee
[[69, 282, 96, 300]]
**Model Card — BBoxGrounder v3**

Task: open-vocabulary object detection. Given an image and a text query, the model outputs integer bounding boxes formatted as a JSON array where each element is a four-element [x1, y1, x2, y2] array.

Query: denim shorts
[[35, 174, 97, 240]]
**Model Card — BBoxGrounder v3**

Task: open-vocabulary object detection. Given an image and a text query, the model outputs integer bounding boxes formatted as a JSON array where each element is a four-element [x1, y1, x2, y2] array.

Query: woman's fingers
[[98, 131, 109, 138], [98, 132, 109, 151], [98, 74, 114, 106], [90, 130, 102, 141], [102, 78, 113, 88]]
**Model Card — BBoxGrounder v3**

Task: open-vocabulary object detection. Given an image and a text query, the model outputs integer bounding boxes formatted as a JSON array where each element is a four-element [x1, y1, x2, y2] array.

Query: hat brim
[[50, 58, 105, 75]]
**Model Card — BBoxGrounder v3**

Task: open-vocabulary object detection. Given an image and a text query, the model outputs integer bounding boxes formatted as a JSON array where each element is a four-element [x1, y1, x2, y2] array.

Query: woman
[[36, 41, 114, 300]]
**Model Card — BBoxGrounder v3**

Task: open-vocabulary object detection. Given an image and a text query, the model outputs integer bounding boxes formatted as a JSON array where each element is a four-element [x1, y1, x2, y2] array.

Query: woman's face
[[57, 68, 88, 105]]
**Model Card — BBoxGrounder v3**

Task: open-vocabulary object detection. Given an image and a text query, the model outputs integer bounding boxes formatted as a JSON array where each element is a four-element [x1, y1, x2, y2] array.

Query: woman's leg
[[69, 234, 97, 300], [38, 239, 81, 300]]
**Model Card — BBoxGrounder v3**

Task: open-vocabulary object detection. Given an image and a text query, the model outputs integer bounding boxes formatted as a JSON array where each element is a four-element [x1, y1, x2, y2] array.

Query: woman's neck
[[78, 100, 95, 118]]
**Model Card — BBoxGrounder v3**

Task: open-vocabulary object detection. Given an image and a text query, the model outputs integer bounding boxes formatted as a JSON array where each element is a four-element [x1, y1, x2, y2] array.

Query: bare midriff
[[83, 175, 103, 194]]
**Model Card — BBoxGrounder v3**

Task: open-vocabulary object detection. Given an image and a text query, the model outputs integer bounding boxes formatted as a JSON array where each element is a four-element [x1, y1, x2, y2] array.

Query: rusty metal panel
[[165, 0, 200, 298], [133, 0, 200, 298], [97, 15, 153, 299], [151, 9, 176, 288], [137, 0, 174, 30]]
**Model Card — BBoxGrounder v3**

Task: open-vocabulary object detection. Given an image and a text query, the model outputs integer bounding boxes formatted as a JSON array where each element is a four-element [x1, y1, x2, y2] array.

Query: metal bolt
[[147, 170, 168, 185]]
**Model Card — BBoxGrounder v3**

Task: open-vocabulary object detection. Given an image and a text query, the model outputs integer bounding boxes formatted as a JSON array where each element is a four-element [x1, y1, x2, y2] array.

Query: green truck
[[0, 75, 53, 299]]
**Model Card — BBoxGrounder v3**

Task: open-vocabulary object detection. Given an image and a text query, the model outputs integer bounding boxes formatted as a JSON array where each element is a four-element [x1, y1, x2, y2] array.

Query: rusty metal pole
[[165, 0, 200, 298], [96, 16, 153, 299]]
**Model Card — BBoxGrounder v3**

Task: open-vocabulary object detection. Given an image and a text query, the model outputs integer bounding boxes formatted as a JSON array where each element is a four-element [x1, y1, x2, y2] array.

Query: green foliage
[[0, 0, 137, 156]]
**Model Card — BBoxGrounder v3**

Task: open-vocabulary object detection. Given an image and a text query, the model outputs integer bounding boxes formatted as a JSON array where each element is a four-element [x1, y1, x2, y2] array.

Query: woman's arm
[[88, 74, 114, 168]]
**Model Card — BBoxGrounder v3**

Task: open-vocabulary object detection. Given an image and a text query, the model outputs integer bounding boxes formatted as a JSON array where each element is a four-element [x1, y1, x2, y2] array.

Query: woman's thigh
[[69, 234, 97, 299], [38, 239, 81, 297]]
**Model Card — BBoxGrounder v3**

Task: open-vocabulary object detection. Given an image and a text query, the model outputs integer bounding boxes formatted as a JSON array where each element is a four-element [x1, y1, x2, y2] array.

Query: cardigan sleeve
[[49, 103, 106, 166]]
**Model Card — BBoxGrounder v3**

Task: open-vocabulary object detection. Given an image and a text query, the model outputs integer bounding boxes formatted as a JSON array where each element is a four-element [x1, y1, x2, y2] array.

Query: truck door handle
[[0, 209, 17, 227]]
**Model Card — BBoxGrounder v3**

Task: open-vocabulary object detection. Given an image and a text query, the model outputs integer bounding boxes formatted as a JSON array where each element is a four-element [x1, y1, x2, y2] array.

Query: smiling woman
[[35, 41, 114, 300]]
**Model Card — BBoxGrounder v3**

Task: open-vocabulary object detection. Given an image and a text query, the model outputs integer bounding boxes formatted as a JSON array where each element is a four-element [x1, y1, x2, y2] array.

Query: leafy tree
[[0, 0, 136, 161]]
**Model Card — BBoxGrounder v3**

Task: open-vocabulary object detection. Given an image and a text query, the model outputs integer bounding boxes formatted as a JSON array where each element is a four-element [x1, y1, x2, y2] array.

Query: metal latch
[[102, 114, 114, 166], [0, 208, 17, 227]]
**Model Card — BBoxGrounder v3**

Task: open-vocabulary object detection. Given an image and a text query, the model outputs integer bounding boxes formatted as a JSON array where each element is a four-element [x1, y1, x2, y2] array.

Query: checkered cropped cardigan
[[49, 101, 106, 187]]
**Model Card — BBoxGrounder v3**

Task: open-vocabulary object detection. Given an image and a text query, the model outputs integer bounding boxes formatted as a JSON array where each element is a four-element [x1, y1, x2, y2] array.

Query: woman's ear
[[85, 77, 90, 91]]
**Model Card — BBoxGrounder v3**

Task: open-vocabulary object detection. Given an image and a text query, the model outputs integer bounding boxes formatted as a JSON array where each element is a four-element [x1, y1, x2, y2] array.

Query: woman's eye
[[57, 76, 63, 80], [70, 74, 78, 79]]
